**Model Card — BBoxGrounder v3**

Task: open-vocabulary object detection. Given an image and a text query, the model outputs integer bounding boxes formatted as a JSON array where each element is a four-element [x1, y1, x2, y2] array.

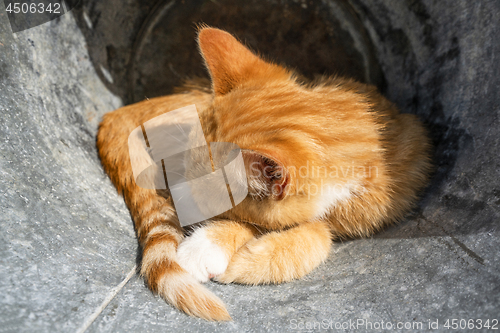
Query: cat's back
[[96, 86, 212, 191], [100, 89, 212, 135], [320, 77, 432, 238]]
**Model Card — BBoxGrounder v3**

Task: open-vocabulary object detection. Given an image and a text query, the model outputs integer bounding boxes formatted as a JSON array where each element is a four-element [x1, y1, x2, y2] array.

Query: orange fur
[[97, 27, 432, 320]]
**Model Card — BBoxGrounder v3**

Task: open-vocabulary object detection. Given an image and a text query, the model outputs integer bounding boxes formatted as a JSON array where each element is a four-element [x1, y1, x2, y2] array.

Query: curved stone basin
[[0, 1, 498, 331]]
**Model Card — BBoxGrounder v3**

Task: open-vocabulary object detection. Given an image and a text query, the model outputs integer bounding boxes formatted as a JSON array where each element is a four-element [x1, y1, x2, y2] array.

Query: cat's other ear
[[242, 150, 289, 200], [197, 27, 288, 95]]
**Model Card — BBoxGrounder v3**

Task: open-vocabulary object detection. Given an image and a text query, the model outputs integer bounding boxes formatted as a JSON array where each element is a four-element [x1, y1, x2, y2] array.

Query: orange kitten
[[97, 27, 432, 320]]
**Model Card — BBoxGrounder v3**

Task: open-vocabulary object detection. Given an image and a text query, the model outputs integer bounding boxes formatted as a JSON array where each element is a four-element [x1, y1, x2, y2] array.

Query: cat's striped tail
[[136, 206, 231, 321], [97, 113, 230, 321]]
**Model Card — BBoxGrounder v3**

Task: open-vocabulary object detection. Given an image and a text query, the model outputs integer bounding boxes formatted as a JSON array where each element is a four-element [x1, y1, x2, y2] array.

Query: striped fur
[[96, 27, 432, 320]]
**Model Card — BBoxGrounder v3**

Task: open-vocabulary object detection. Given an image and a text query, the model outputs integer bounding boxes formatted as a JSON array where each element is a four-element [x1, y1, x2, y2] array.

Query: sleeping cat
[[97, 27, 432, 320]]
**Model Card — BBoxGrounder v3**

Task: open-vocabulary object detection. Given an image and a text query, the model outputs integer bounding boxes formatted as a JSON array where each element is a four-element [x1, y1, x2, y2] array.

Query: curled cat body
[[97, 27, 432, 320]]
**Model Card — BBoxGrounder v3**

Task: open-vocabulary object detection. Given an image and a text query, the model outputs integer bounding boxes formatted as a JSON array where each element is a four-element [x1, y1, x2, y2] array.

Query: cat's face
[[196, 27, 381, 229]]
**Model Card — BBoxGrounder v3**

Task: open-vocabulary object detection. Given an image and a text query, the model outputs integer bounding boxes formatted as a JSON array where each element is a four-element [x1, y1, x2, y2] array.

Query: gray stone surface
[[0, 5, 134, 332], [0, 1, 499, 332]]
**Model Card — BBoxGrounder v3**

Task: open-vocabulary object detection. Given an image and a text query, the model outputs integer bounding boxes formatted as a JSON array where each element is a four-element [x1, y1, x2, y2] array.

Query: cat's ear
[[197, 27, 286, 95], [242, 150, 289, 200]]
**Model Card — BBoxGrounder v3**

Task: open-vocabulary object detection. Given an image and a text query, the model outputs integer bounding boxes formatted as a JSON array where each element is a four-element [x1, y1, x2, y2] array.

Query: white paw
[[176, 228, 228, 283]]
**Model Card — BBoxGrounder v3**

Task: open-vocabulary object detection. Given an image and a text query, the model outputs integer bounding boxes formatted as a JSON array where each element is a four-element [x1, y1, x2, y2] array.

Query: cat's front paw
[[176, 228, 229, 283]]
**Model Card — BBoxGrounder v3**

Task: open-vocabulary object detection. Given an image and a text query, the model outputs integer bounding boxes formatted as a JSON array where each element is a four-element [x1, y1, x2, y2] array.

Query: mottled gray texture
[[0, 5, 133, 332], [0, 0, 499, 332]]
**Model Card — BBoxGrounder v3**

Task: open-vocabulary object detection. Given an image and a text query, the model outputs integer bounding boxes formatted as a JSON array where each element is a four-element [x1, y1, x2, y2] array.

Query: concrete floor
[[0, 1, 499, 332]]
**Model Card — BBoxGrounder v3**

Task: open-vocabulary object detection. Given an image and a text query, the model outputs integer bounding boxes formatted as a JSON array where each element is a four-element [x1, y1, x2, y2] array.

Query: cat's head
[[196, 27, 382, 228]]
